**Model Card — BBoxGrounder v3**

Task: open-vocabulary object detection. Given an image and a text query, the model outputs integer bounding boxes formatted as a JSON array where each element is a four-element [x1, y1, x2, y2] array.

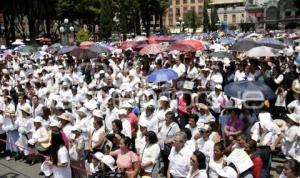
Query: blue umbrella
[[257, 38, 285, 49], [224, 81, 276, 100], [58, 46, 77, 55], [147, 69, 178, 83], [218, 37, 236, 44]]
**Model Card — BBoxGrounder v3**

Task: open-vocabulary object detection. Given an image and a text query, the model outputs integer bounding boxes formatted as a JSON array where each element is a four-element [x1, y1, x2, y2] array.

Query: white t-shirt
[[287, 100, 300, 114], [140, 143, 160, 173], [52, 146, 72, 178], [168, 146, 193, 177]]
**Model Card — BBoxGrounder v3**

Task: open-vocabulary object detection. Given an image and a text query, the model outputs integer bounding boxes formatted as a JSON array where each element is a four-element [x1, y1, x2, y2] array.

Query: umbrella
[[147, 68, 178, 83], [120, 41, 141, 49], [17, 45, 37, 54], [218, 37, 236, 45], [46, 43, 62, 54], [89, 45, 111, 54], [209, 44, 226, 52], [209, 51, 234, 59], [31, 51, 49, 59], [244, 33, 260, 39], [257, 38, 285, 49], [134, 43, 149, 51], [70, 47, 97, 59], [148, 35, 172, 43], [139, 44, 168, 55], [169, 43, 196, 52], [175, 39, 204, 50], [58, 46, 77, 55], [246, 46, 279, 57], [229, 38, 261, 52], [224, 81, 276, 100], [79, 41, 95, 47]]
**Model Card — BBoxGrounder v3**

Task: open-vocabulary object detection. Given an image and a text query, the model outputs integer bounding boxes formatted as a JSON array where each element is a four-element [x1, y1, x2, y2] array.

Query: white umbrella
[[246, 46, 279, 57], [209, 44, 226, 52]]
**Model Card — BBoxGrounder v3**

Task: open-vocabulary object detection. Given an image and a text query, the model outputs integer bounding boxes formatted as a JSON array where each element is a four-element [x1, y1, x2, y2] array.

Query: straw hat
[[159, 96, 169, 102], [287, 113, 300, 124], [92, 109, 103, 118], [5, 105, 15, 116], [20, 105, 31, 115], [33, 116, 44, 123], [58, 113, 71, 122]]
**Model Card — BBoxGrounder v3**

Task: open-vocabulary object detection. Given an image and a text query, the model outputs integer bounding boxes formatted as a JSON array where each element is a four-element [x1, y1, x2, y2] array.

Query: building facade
[[208, 0, 246, 29], [246, 0, 300, 29], [163, 0, 204, 29]]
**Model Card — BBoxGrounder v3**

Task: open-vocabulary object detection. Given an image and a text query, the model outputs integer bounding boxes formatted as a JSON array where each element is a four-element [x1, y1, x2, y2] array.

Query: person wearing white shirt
[[31, 95, 44, 118], [139, 105, 159, 133], [118, 109, 132, 138], [287, 95, 300, 114], [139, 131, 161, 177], [105, 98, 119, 133], [172, 58, 186, 77], [187, 61, 199, 79], [281, 113, 300, 156], [185, 114, 200, 138], [207, 84, 228, 120], [187, 150, 208, 178], [58, 113, 73, 141], [234, 64, 246, 82], [168, 132, 193, 178], [196, 125, 214, 160]]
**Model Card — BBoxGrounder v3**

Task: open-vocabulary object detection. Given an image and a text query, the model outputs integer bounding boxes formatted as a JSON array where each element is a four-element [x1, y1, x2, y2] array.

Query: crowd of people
[[0, 31, 300, 178]]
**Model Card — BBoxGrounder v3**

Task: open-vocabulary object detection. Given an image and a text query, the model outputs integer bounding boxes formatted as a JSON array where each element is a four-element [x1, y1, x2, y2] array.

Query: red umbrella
[[168, 43, 196, 52], [175, 39, 203, 50], [139, 44, 168, 55], [80, 41, 95, 47], [134, 43, 149, 51], [148, 35, 171, 44]]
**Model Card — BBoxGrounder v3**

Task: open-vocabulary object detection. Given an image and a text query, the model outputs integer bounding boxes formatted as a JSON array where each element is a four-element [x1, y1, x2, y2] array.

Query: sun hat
[[159, 96, 169, 102], [20, 105, 32, 115], [93, 152, 104, 160], [58, 113, 71, 122], [33, 116, 44, 123], [92, 109, 103, 118], [100, 155, 115, 171], [287, 113, 300, 124], [49, 120, 61, 128], [5, 105, 15, 116]]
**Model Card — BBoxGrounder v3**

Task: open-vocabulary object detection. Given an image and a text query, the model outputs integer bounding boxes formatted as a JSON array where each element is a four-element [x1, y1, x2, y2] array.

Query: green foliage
[[184, 10, 202, 34], [203, 0, 210, 32], [210, 7, 219, 31], [76, 28, 89, 42], [98, 0, 113, 40]]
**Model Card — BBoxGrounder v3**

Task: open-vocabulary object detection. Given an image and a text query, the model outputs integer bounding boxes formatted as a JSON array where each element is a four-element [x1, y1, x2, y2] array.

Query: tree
[[159, 0, 171, 34], [210, 7, 219, 31], [183, 10, 201, 34], [139, 0, 160, 37], [203, 0, 210, 32], [76, 28, 89, 42], [99, 0, 114, 40]]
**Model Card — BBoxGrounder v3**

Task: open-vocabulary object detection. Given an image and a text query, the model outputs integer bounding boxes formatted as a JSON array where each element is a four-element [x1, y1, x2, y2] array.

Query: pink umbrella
[[148, 35, 171, 44], [119, 41, 139, 49], [168, 43, 196, 52], [175, 39, 203, 50], [139, 44, 168, 55]]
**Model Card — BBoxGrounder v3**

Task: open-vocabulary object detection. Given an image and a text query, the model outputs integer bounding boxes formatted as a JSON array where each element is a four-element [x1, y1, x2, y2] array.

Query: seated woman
[[110, 136, 139, 178], [224, 108, 245, 142]]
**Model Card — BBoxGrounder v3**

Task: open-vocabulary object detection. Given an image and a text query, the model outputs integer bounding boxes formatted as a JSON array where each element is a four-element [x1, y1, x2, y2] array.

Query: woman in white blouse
[[187, 150, 208, 178], [208, 142, 226, 178], [139, 131, 160, 177]]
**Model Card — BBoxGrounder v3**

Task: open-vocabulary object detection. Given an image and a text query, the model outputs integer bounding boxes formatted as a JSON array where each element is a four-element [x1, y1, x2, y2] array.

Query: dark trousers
[[0, 133, 6, 153]]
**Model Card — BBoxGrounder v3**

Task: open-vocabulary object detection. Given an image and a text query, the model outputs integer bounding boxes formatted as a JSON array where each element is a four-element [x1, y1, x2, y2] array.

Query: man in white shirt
[[196, 124, 214, 160], [168, 132, 193, 178], [172, 58, 186, 77], [118, 109, 132, 138], [139, 105, 159, 133]]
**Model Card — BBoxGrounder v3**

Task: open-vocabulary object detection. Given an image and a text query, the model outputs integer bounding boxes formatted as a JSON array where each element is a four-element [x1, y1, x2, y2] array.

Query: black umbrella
[[208, 51, 234, 59], [70, 47, 97, 60], [46, 43, 62, 54], [58, 46, 77, 55], [229, 38, 261, 52]]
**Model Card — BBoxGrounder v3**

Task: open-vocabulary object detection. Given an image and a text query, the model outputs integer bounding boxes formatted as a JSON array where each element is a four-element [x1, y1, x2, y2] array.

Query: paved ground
[[0, 156, 284, 178]]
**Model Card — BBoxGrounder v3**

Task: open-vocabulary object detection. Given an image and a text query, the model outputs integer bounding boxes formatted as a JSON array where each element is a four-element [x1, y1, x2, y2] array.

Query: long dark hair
[[49, 132, 66, 165]]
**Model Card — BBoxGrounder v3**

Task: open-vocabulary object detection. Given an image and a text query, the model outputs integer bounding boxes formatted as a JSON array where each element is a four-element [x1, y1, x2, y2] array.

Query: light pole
[[59, 18, 74, 45], [0, 25, 5, 46]]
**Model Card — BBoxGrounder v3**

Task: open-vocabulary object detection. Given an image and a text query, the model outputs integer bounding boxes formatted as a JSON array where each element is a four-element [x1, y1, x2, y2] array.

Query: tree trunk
[[28, 16, 37, 44], [9, 15, 16, 43], [3, 13, 10, 45], [45, 16, 51, 38], [159, 11, 164, 35], [135, 12, 141, 35]]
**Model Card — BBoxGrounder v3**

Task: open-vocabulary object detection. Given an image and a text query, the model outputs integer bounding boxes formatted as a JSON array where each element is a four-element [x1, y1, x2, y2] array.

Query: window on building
[[183, 0, 187, 3], [285, 11, 292, 18], [176, 0, 180, 5], [176, 8, 180, 16], [169, 18, 173, 26], [198, 0, 203, 3], [198, 5, 203, 14], [169, 9, 173, 15], [191, 6, 195, 12], [183, 7, 188, 14], [191, 0, 195, 3], [232, 14, 236, 24], [224, 14, 227, 21]]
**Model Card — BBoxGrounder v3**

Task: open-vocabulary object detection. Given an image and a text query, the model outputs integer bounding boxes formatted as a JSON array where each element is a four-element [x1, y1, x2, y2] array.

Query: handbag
[[162, 123, 174, 156]]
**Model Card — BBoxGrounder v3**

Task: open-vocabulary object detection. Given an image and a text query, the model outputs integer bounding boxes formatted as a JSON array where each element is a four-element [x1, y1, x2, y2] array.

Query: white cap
[[33, 116, 43, 123], [118, 109, 127, 115], [215, 84, 222, 90], [159, 96, 169, 102], [92, 109, 103, 118]]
